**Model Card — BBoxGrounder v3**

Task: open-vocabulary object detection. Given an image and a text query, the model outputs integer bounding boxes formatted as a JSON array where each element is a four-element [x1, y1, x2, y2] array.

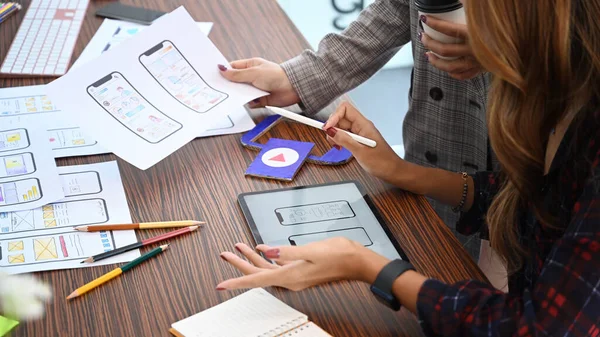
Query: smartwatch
[[370, 259, 415, 311]]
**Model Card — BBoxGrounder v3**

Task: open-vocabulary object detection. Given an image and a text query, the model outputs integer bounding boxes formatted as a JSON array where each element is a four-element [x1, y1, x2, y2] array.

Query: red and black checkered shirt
[[417, 109, 600, 336]]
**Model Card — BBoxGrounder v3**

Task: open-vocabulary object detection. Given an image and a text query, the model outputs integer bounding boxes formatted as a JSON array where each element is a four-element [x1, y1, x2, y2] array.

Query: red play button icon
[[269, 153, 286, 162], [261, 147, 300, 168]]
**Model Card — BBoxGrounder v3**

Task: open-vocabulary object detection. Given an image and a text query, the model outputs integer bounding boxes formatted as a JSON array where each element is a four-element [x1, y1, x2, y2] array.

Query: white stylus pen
[[266, 106, 377, 148]]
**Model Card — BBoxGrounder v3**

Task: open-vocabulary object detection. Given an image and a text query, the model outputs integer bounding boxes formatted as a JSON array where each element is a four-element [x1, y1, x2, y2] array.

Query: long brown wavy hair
[[465, 0, 600, 273]]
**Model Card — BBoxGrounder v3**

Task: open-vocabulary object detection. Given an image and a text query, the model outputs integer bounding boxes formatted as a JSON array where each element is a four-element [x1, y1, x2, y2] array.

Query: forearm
[[387, 160, 475, 211], [282, 0, 412, 113]]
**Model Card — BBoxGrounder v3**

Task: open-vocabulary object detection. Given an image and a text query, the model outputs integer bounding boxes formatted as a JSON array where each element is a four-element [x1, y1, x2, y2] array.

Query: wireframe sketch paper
[[46, 7, 266, 170], [71, 18, 255, 137], [0, 161, 140, 274], [0, 85, 108, 158], [72, 19, 214, 69], [0, 122, 63, 212]]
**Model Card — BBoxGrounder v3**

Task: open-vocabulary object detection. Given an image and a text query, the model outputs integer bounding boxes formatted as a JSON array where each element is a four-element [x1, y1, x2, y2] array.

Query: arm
[[282, 0, 412, 113], [415, 170, 600, 336]]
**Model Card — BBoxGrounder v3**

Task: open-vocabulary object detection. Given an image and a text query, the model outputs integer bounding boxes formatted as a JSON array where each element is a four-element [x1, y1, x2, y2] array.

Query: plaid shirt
[[281, 0, 491, 258], [417, 108, 600, 336]]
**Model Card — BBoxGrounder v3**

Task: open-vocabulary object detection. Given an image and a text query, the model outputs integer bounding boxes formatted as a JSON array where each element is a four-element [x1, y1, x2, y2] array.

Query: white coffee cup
[[416, 0, 466, 60]]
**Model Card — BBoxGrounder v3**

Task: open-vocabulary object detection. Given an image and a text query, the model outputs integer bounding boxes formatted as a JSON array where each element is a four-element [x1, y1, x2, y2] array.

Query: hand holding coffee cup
[[415, 0, 483, 80]]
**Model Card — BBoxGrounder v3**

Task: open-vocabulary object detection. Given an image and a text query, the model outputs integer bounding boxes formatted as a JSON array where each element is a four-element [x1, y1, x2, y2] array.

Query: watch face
[[370, 285, 401, 311]]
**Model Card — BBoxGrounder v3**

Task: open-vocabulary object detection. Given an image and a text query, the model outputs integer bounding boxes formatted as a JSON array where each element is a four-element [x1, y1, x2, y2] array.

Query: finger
[[449, 67, 482, 81], [426, 53, 479, 74], [217, 267, 291, 290], [229, 58, 263, 70], [422, 34, 470, 58], [219, 66, 258, 84], [256, 245, 299, 265], [422, 15, 468, 40], [248, 96, 268, 109], [326, 127, 363, 153], [220, 252, 263, 275], [235, 243, 276, 269], [323, 102, 364, 129]]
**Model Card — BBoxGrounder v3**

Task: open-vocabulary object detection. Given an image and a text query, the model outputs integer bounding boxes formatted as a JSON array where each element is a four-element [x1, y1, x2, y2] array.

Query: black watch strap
[[371, 259, 415, 311]]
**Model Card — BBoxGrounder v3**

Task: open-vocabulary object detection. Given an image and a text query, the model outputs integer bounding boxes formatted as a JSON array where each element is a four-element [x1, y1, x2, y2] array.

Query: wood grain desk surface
[[0, 1, 486, 336]]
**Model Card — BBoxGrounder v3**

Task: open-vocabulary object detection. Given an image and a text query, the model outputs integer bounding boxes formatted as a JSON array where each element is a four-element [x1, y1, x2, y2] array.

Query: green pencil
[[67, 244, 169, 300]]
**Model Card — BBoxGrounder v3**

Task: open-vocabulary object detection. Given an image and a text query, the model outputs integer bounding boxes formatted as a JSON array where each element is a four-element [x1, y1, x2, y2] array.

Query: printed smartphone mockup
[[139, 40, 228, 113], [87, 72, 182, 144]]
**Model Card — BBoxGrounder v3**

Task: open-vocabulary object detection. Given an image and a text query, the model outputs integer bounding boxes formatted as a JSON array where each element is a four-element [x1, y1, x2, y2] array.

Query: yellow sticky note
[[43, 211, 54, 219], [44, 220, 56, 228], [42, 205, 53, 211], [8, 241, 23, 252], [8, 254, 25, 264], [7, 133, 21, 142]]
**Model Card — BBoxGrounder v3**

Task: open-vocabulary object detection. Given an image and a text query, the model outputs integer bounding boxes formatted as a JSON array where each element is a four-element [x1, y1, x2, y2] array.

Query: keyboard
[[0, 0, 89, 77]]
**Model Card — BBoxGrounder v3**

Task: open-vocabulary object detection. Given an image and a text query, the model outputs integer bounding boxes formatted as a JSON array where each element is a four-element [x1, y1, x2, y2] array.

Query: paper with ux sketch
[[71, 18, 255, 137], [0, 161, 140, 274], [0, 122, 63, 212], [46, 7, 266, 170], [0, 85, 108, 158]]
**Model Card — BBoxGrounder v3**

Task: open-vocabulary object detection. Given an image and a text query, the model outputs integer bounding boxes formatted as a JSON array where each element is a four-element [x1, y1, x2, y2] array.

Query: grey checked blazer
[[281, 0, 492, 258]]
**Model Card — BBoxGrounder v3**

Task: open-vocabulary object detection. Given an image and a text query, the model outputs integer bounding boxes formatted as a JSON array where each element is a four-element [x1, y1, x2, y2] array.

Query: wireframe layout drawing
[[87, 71, 183, 144], [0, 161, 139, 274], [139, 40, 228, 113], [0, 86, 108, 158]]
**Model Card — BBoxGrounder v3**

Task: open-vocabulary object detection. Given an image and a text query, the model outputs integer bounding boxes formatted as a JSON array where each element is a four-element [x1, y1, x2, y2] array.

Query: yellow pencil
[[74, 220, 205, 232], [67, 245, 169, 300]]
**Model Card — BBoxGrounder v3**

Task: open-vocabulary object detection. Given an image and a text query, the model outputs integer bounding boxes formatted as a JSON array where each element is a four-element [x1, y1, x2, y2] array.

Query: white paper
[[72, 19, 214, 69], [0, 161, 140, 274], [0, 85, 108, 158], [72, 18, 255, 137], [0, 122, 64, 212], [47, 7, 265, 169]]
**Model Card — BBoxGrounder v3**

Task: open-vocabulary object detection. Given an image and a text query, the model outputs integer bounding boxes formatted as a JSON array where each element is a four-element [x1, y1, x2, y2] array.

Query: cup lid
[[414, 0, 463, 13]]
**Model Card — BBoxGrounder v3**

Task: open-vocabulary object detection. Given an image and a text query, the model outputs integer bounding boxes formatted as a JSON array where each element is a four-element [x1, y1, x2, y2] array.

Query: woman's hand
[[323, 102, 406, 184], [216, 238, 389, 291], [218, 58, 300, 108], [420, 15, 483, 80], [0, 271, 52, 320]]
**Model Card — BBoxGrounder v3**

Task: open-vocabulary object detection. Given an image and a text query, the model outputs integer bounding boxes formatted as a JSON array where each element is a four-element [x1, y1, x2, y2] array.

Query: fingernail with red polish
[[218, 64, 227, 71], [220, 254, 228, 262], [334, 145, 342, 150], [425, 53, 430, 61], [216, 287, 226, 291], [265, 248, 280, 259], [234, 245, 242, 253], [326, 128, 337, 138], [418, 32, 422, 41], [252, 98, 260, 103], [420, 15, 427, 23]]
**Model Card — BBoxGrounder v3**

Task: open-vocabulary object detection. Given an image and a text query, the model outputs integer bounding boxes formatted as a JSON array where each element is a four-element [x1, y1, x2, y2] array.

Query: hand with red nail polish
[[215, 238, 391, 292], [217, 57, 300, 108], [323, 102, 408, 185]]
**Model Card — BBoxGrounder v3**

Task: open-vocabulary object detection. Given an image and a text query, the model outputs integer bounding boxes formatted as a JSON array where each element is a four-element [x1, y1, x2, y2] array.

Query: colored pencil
[[81, 226, 198, 263], [0, 3, 20, 23], [74, 220, 204, 232], [266, 106, 377, 148], [67, 245, 169, 300]]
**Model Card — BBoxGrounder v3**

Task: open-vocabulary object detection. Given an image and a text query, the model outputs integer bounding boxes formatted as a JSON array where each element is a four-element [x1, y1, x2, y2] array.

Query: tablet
[[238, 181, 407, 261]]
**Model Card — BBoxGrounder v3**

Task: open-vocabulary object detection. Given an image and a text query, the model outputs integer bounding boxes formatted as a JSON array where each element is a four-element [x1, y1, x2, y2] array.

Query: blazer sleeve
[[280, 0, 412, 114]]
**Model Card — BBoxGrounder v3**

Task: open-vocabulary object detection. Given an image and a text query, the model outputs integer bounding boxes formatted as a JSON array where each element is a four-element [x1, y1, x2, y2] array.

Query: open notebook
[[169, 288, 332, 337]]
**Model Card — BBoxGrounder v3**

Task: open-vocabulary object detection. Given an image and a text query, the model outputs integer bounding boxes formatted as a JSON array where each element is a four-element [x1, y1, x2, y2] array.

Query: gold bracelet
[[452, 172, 468, 213]]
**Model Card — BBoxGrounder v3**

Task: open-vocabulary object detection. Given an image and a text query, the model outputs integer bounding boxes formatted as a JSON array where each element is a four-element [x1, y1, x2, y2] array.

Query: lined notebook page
[[281, 322, 332, 337], [172, 288, 308, 337]]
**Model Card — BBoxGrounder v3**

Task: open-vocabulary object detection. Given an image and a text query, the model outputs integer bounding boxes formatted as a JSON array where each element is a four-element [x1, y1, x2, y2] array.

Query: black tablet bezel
[[237, 180, 409, 261]]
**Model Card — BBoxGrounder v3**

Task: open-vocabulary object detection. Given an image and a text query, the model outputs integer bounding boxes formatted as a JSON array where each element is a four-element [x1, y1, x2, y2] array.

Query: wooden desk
[[1, 1, 486, 336]]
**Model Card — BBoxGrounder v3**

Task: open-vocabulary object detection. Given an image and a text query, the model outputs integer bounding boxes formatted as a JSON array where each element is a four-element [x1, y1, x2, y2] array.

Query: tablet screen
[[238, 181, 406, 261]]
